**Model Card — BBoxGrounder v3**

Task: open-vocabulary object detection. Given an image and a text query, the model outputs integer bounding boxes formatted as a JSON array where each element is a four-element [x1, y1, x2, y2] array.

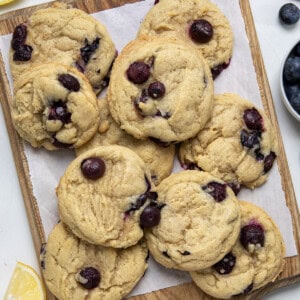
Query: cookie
[[179, 93, 278, 191], [108, 36, 214, 143], [41, 222, 148, 300], [9, 2, 116, 94], [190, 201, 285, 299], [75, 96, 175, 185], [138, 0, 233, 79], [11, 63, 99, 150], [57, 145, 161, 248], [144, 170, 241, 271]]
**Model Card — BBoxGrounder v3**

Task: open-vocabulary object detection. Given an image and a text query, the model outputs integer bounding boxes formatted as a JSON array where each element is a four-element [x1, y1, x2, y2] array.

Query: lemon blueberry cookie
[[9, 2, 116, 93], [41, 222, 148, 300], [76, 96, 175, 185], [144, 170, 241, 271], [190, 201, 285, 299], [57, 145, 162, 248], [11, 63, 99, 150], [179, 93, 278, 192], [107, 36, 214, 144], [138, 0, 233, 79]]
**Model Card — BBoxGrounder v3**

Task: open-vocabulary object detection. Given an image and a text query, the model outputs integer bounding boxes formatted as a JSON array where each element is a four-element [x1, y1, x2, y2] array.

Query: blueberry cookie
[[179, 93, 278, 191], [138, 0, 233, 79], [76, 96, 175, 185], [108, 36, 214, 143], [190, 201, 285, 299], [11, 63, 99, 150], [145, 170, 241, 271], [57, 145, 161, 248], [41, 222, 148, 300], [9, 2, 116, 94]]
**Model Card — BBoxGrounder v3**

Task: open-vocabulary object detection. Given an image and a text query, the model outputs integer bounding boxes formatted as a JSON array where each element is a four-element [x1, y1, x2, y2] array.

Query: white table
[[0, 0, 299, 299]]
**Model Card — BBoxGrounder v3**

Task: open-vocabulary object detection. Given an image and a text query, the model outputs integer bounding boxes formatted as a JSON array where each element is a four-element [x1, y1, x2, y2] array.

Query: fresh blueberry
[[213, 252, 236, 274], [58, 74, 80, 92], [202, 181, 227, 202], [13, 44, 33, 61], [189, 19, 213, 43], [240, 223, 265, 250], [76, 267, 101, 289], [127, 62, 150, 84], [140, 203, 161, 228], [279, 3, 300, 25], [295, 43, 300, 56], [289, 92, 300, 114], [264, 151, 276, 173], [48, 100, 71, 123], [148, 81, 165, 99], [81, 157, 106, 180], [284, 56, 300, 83], [284, 83, 300, 99], [243, 108, 264, 131]]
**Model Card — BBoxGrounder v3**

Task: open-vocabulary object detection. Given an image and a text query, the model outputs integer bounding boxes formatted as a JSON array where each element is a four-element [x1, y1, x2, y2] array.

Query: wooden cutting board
[[0, 1, 299, 299]]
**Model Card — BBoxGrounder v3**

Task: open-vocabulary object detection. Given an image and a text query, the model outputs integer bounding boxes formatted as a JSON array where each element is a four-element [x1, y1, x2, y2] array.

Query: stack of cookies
[[8, 0, 286, 299]]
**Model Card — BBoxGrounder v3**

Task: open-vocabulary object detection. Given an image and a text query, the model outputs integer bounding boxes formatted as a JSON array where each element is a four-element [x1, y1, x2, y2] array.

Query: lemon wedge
[[0, 0, 14, 5], [4, 262, 46, 300]]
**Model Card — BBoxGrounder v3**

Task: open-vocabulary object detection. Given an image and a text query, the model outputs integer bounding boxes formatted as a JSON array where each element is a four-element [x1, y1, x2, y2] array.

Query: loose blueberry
[[213, 252, 236, 274], [202, 181, 227, 202], [264, 151, 276, 173], [295, 43, 300, 56], [211, 61, 230, 79], [279, 3, 300, 25], [76, 267, 101, 289], [140, 203, 161, 227], [58, 74, 80, 92], [48, 100, 71, 124], [284, 83, 300, 99], [243, 108, 264, 131], [80, 37, 100, 64], [81, 157, 106, 180], [284, 56, 300, 83], [189, 19, 213, 43], [148, 81, 165, 99], [11, 24, 27, 50], [13, 45, 33, 61], [240, 223, 265, 250], [289, 93, 300, 114], [240, 129, 261, 149], [127, 62, 150, 84]]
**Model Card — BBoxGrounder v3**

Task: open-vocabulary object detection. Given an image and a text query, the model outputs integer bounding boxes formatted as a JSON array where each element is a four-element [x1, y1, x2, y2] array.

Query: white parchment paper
[[0, 0, 297, 296]]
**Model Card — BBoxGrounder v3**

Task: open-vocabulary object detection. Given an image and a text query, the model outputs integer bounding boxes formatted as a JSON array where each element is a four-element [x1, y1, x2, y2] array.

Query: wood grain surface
[[0, 1, 299, 299]]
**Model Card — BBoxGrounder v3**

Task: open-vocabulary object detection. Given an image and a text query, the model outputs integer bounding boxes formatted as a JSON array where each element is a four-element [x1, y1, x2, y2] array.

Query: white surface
[[0, 0, 300, 299]]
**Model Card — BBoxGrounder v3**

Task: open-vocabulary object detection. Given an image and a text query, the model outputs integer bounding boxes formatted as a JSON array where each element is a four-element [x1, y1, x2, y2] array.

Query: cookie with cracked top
[[42, 222, 148, 300], [107, 36, 214, 143], [9, 2, 116, 94], [179, 93, 278, 191], [11, 63, 99, 150], [144, 170, 241, 271], [190, 201, 285, 299]]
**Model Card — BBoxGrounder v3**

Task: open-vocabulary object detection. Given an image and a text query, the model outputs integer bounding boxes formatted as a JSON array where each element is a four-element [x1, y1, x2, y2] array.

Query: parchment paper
[[0, 0, 297, 296]]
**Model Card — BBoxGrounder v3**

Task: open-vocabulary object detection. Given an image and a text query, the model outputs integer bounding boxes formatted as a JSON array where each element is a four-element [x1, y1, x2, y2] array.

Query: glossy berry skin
[[240, 223, 265, 250], [284, 56, 300, 83], [279, 3, 300, 25], [189, 19, 213, 43], [140, 204, 161, 228], [11, 24, 27, 50], [263, 151, 276, 173], [213, 252, 236, 274], [81, 157, 106, 180], [13, 45, 33, 61], [58, 74, 80, 92], [77, 267, 101, 289], [148, 81, 165, 99], [202, 181, 227, 202], [243, 108, 264, 131], [127, 62, 150, 84]]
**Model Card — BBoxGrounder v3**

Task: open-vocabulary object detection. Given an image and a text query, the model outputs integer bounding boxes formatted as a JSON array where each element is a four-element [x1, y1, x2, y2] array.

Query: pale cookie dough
[[57, 145, 158, 248], [138, 0, 233, 78], [9, 2, 116, 94], [179, 93, 278, 191], [41, 222, 148, 300], [190, 201, 285, 299], [145, 170, 241, 271], [11, 63, 99, 150], [108, 36, 214, 143], [76, 96, 175, 185]]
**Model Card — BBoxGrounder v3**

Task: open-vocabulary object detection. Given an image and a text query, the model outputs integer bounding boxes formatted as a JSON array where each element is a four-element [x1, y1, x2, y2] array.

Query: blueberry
[[80, 37, 100, 64], [240, 129, 261, 149], [213, 252, 236, 274], [240, 223, 265, 250], [279, 3, 300, 25], [284, 56, 300, 83], [243, 108, 264, 131], [140, 203, 161, 228], [295, 43, 300, 56], [284, 83, 300, 99], [11, 24, 27, 50], [189, 19, 213, 43], [81, 157, 106, 180], [148, 81, 165, 99], [58, 74, 80, 92], [127, 62, 150, 84], [211, 61, 230, 79], [202, 181, 227, 202], [48, 100, 71, 123], [227, 182, 241, 195], [289, 92, 300, 114], [264, 151, 276, 173], [13, 44, 33, 61], [76, 267, 101, 289]]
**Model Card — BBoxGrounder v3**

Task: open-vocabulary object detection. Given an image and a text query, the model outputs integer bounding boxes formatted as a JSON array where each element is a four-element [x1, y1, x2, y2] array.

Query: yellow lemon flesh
[[0, 0, 14, 5], [4, 262, 46, 300]]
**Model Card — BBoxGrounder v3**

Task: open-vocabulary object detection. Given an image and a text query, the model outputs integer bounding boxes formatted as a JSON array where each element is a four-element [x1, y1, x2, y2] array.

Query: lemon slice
[[4, 262, 46, 300], [0, 0, 14, 5]]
